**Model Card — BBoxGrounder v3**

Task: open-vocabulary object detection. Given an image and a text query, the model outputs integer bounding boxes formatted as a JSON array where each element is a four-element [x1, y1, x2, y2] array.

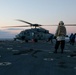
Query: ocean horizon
[[0, 38, 14, 41], [0, 37, 70, 42]]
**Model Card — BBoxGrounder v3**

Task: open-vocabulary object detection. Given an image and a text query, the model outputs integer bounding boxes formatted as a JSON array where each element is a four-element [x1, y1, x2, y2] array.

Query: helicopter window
[[44, 30, 49, 33], [27, 32, 29, 35], [44, 31, 46, 33]]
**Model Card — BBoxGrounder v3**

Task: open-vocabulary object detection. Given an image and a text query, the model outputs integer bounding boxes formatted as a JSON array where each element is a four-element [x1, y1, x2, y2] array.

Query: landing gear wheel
[[25, 40, 28, 42], [34, 39, 38, 42]]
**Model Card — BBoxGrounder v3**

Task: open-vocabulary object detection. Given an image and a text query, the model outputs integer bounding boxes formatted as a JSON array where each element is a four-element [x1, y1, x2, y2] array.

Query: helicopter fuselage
[[14, 28, 54, 42]]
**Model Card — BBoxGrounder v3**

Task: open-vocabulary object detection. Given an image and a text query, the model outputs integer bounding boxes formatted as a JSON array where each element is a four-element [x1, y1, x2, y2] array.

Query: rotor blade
[[40, 25, 58, 26], [2, 25, 30, 28], [41, 24, 76, 26], [16, 19, 32, 25], [7, 28, 24, 30], [65, 24, 76, 26]]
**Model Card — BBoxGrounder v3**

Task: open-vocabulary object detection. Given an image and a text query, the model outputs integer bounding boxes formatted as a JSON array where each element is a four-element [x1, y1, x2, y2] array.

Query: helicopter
[[4, 19, 76, 42], [12, 19, 54, 42]]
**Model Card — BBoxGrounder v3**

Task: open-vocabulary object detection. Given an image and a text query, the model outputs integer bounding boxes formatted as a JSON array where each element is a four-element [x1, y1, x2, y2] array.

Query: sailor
[[54, 21, 67, 53]]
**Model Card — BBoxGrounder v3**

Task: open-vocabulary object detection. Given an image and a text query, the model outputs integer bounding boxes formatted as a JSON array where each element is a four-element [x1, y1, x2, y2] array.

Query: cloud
[[0, 30, 9, 34], [7, 28, 24, 30], [0, 30, 15, 38]]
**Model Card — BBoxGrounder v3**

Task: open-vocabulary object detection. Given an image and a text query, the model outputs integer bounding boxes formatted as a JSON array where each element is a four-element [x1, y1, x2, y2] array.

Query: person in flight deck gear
[[70, 33, 76, 45], [69, 33, 74, 45], [54, 21, 67, 53]]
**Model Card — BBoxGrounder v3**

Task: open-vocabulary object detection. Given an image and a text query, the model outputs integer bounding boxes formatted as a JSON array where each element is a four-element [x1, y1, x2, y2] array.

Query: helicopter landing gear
[[34, 39, 38, 42], [25, 40, 28, 42]]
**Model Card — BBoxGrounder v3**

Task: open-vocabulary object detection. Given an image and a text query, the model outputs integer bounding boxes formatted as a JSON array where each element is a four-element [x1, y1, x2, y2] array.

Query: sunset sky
[[0, 0, 76, 38]]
